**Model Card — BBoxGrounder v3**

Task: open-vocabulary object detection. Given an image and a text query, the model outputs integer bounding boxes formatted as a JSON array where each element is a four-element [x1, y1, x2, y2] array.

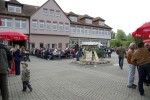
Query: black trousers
[[15, 61, 21, 75], [138, 63, 150, 94], [0, 74, 9, 100], [22, 81, 32, 91]]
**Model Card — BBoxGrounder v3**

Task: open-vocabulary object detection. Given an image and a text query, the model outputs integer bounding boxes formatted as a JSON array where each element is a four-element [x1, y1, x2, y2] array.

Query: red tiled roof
[[93, 17, 105, 21], [0, 0, 39, 17]]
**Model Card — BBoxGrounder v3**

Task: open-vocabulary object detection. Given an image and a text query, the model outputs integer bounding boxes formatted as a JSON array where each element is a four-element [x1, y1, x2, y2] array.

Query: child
[[21, 62, 32, 92]]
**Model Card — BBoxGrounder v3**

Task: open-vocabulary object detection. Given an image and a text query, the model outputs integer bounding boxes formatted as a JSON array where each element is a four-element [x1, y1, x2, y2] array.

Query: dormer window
[[85, 19, 92, 24], [69, 16, 77, 22], [99, 21, 105, 26], [8, 5, 21, 13]]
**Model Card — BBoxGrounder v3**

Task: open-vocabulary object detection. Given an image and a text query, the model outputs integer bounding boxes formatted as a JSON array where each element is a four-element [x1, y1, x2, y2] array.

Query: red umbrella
[[132, 22, 150, 38], [0, 31, 28, 41], [143, 39, 150, 43]]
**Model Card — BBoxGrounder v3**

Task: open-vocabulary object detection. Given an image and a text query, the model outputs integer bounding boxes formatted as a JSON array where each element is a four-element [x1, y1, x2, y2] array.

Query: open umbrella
[[143, 39, 150, 43], [132, 22, 150, 38], [0, 31, 28, 41]]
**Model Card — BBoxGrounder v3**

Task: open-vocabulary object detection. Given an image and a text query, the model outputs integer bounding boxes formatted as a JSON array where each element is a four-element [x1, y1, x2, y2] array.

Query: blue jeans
[[138, 63, 150, 95], [128, 64, 136, 86], [119, 57, 124, 68]]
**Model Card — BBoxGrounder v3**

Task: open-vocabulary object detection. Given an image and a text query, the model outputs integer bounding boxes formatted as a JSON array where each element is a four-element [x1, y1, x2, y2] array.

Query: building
[[0, 0, 112, 49], [0, 0, 37, 46], [30, 0, 70, 49], [66, 12, 112, 47]]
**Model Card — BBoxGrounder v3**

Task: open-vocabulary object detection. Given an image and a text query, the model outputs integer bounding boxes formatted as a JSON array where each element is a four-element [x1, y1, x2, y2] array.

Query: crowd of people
[[116, 42, 150, 96], [1, 40, 150, 100]]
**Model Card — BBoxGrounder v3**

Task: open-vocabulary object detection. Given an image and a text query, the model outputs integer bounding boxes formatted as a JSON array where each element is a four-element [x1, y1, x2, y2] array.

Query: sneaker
[[127, 85, 136, 89], [132, 84, 137, 87]]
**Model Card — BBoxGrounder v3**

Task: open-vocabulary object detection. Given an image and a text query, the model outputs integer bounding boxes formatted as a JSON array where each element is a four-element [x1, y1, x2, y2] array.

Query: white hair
[[128, 42, 136, 49]]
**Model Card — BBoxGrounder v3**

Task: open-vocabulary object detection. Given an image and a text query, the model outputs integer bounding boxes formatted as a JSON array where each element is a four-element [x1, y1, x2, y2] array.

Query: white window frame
[[81, 28, 84, 34], [15, 20, 26, 29], [53, 23, 58, 31], [8, 5, 21, 13], [32, 21, 38, 29], [43, 9, 48, 16], [50, 9, 55, 16], [99, 21, 105, 26], [65, 24, 69, 32], [71, 26, 76, 33], [46, 22, 51, 30], [8, 5, 15, 12], [77, 27, 80, 33], [16, 6, 21, 13], [69, 16, 77, 22], [59, 23, 64, 31], [39, 22, 45, 30], [55, 11, 61, 17], [85, 19, 92, 24], [1, 18, 12, 28]]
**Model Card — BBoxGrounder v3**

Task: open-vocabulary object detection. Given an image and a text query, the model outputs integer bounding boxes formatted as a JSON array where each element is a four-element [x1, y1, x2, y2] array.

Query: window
[[59, 23, 63, 31], [52, 44, 57, 49], [46, 22, 51, 30], [16, 7, 21, 13], [50, 9, 54, 16], [93, 29, 98, 34], [69, 16, 77, 22], [81, 28, 84, 34], [40, 43, 44, 48], [58, 43, 62, 48], [99, 29, 102, 35], [8, 5, 21, 13], [15, 20, 26, 29], [65, 24, 69, 31], [1, 18, 12, 28], [66, 43, 69, 48], [53, 23, 57, 30], [55, 10, 61, 17], [77, 27, 80, 33], [99, 21, 105, 26], [85, 28, 90, 34], [85, 19, 92, 24], [39, 22, 44, 29], [43, 9, 48, 16], [71, 26, 76, 33], [32, 21, 38, 29]]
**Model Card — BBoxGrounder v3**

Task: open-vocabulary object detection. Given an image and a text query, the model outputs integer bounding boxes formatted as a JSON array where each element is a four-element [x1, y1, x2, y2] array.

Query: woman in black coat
[[13, 45, 21, 75]]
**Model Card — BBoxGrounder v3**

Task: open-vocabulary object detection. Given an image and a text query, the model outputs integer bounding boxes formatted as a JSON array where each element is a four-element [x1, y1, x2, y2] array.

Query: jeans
[[138, 63, 150, 94], [119, 57, 124, 68], [0, 74, 9, 100], [22, 81, 32, 91], [128, 64, 136, 86]]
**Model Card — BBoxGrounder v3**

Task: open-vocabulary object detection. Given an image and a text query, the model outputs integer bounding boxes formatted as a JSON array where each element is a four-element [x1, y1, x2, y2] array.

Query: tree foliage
[[115, 29, 127, 40]]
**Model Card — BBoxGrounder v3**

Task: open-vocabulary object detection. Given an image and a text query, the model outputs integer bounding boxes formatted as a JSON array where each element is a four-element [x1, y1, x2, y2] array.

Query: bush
[[96, 49, 106, 58]]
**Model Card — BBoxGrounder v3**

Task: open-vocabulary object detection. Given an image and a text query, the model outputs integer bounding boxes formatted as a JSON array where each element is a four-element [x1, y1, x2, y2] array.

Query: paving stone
[[2, 53, 149, 100]]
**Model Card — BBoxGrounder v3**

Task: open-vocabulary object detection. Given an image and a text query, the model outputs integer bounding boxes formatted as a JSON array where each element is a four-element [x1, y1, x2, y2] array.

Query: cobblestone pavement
[[5, 53, 150, 100]]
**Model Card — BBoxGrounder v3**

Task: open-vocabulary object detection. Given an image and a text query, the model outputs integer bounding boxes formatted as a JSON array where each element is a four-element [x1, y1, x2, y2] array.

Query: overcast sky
[[17, 0, 150, 34]]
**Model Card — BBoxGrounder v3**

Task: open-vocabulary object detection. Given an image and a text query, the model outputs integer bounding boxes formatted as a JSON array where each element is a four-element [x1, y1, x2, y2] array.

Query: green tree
[[111, 31, 116, 39], [110, 39, 121, 48], [115, 29, 126, 40]]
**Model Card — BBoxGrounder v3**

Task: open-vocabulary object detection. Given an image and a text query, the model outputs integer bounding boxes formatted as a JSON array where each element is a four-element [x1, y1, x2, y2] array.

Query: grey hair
[[128, 42, 136, 49]]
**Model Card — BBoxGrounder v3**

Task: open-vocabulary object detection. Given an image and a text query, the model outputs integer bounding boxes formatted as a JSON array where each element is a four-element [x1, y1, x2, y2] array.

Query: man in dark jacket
[[0, 41, 13, 100], [116, 44, 127, 69]]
